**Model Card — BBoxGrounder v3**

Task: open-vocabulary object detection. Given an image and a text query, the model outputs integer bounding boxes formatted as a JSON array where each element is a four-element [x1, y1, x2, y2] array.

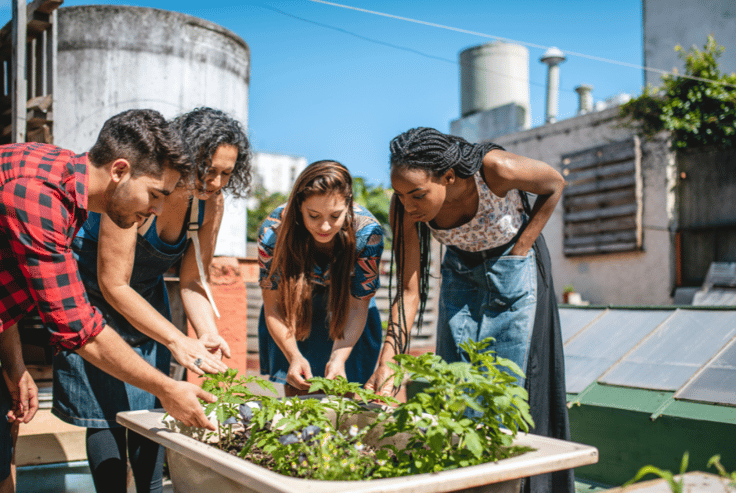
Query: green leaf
[[464, 430, 483, 459]]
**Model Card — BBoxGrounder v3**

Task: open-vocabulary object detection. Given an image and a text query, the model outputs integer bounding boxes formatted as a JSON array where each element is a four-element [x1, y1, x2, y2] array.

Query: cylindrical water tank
[[55, 5, 250, 153], [459, 41, 530, 124]]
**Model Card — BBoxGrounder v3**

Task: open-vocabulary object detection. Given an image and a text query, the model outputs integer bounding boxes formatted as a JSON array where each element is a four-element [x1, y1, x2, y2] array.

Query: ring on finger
[[193, 358, 203, 368]]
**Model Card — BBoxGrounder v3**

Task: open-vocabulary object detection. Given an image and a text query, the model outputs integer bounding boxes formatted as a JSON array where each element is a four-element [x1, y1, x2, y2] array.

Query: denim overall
[[258, 288, 383, 386], [436, 227, 537, 384], [52, 201, 203, 428]]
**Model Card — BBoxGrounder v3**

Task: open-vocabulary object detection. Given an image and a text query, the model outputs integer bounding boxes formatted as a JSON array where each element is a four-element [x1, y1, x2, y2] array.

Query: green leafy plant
[[199, 368, 276, 446], [625, 452, 736, 492], [306, 375, 396, 428], [189, 338, 534, 481], [378, 337, 534, 476], [624, 452, 689, 492], [708, 455, 736, 488], [620, 35, 736, 150], [246, 185, 288, 242], [563, 284, 575, 294]]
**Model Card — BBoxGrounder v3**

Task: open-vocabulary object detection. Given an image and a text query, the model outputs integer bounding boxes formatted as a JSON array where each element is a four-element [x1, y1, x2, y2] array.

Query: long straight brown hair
[[267, 160, 356, 341]]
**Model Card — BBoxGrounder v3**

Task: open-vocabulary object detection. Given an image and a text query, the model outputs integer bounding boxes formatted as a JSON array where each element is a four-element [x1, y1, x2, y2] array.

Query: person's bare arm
[[75, 327, 216, 429], [97, 214, 226, 376], [325, 296, 372, 380], [262, 288, 312, 390], [0, 324, 38, 424], [482, 149, 565, 256], [365, 195, 421, 394], [179, 194, 231, 361]]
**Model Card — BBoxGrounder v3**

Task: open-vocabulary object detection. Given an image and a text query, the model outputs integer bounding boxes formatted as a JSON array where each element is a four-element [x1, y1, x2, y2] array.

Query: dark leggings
[[86, 427, 164, 493]]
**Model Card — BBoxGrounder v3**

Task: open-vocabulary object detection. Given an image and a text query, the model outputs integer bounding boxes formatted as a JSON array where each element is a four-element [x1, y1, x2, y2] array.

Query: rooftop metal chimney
[[540, 47, 566, 124], [574, 84, 593, 115]]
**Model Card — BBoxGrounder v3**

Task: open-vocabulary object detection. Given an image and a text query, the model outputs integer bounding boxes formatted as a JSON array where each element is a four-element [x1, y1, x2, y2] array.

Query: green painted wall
[[569, 403, 736, 487]]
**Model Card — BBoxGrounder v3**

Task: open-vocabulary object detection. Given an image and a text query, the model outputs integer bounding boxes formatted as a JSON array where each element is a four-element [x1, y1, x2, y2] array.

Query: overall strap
[[187, 197, 221, 318], [137, 214, 155, 236]]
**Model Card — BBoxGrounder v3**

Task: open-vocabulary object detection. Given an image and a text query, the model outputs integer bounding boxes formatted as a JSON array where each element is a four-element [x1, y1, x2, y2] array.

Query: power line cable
[[260, 4, 567, 93], [308, 0, 736, 90]]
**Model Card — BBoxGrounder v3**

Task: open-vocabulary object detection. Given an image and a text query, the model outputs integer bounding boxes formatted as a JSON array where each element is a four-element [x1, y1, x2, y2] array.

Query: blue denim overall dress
[[436, 229, 537, 382], [257, 203, 384, 386], [52, 201, 204, 428]]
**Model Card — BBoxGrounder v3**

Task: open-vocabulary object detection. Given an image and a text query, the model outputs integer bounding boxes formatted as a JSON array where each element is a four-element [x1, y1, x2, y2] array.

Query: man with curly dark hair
[[0, 109, 219, 492], [52, 107, 252, 493]]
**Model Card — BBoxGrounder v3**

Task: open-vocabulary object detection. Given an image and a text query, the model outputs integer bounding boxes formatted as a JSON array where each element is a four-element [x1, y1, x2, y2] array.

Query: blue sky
[[1, 0, 645, 186]]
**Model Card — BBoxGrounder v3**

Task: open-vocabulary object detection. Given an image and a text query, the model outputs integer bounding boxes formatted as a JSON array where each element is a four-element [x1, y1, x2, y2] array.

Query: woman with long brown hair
[[258, 160, 384, 395]]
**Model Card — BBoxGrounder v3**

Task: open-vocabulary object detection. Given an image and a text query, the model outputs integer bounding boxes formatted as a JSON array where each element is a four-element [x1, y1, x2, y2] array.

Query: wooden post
[[48, 9, 56, 112], [11, 0, 27, 143]]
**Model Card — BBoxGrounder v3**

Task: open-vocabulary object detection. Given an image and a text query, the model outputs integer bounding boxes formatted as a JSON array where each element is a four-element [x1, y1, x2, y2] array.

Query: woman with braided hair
[[365, 127, 572, 493]]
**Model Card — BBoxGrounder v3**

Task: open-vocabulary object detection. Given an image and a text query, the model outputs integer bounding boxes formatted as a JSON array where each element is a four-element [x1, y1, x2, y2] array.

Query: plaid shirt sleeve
[[1, 177, 105, 349]]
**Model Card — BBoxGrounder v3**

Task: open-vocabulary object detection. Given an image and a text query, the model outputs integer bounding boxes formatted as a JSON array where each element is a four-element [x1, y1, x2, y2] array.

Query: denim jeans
[[436, 242, 537, 384]]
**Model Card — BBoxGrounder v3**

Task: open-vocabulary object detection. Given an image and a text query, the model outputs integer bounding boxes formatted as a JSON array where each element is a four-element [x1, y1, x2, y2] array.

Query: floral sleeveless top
[[258, 203, 384, 299], [429, 171, 524, 252]]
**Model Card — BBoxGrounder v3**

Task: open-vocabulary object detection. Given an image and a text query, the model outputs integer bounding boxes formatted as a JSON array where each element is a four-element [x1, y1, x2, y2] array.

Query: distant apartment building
[[251, 152, 308, 197]]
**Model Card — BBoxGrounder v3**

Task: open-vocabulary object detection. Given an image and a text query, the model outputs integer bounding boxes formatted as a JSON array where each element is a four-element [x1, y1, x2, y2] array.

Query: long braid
[[386, 200, 432, 359], [387, 127, 504, 359]]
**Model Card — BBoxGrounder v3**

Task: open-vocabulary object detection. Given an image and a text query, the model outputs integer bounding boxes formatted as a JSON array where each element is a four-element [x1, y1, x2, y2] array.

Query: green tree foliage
[[352, 177, 390, 228], [620, 35, 736, 150], [246, 184, 288, 242]]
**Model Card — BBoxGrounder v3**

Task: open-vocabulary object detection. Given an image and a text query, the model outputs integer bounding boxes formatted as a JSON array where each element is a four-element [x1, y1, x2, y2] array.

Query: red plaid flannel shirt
[[0, 142, 105, 350]]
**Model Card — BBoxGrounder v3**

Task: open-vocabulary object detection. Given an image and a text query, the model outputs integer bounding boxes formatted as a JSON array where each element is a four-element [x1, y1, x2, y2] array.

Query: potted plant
[[118, 339, 598, 493], [562, 284, 582, 305]]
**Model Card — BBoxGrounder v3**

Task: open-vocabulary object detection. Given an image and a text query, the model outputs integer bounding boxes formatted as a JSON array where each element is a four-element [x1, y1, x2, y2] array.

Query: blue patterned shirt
[[258, 203, 384, 299]]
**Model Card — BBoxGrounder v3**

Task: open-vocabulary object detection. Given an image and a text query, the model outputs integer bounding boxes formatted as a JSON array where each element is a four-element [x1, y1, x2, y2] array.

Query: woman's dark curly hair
[[172, 107, 252, 198]]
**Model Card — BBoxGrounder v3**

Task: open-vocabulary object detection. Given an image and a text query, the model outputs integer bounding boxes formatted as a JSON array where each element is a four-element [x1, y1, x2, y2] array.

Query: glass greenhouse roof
[[563, 309, 672, 393], [676, 336, 736, 406], [561, 307, 736, 407]]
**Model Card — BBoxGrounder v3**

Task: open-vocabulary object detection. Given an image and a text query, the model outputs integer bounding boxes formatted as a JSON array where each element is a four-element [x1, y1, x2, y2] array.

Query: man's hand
[[0, 323, 39, 423], [159, 380, 217, 430], [2, 367, 38, 423]]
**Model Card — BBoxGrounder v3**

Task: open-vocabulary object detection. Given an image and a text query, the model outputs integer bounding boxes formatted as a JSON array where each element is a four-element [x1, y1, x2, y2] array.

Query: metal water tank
[[459, 41, 530, 125], [54, 5, 250, 152]]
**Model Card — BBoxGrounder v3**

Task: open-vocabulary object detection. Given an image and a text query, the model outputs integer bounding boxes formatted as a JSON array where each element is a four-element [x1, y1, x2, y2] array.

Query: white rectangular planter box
[[118, 409, 597, 493]]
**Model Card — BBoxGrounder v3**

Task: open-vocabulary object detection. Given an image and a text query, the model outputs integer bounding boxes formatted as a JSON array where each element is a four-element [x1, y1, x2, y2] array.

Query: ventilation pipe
[[540, 47, 566, 124], [574, 84, 593, 114]]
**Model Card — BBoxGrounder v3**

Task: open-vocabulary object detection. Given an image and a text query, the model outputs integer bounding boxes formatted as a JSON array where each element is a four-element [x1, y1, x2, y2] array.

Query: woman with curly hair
[[365, 127, 572, 493], [52, 107, 252, 493], [258, 160, 384, 395]]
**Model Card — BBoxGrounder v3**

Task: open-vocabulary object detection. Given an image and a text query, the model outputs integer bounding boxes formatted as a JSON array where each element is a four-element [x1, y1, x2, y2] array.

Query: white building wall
[[643, 0, 736, 87], [252, 152, 308, 196], [494, 107, 676, 305]]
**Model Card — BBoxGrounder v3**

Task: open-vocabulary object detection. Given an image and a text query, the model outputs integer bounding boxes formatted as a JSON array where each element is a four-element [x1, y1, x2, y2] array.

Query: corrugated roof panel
[[675, 337, 736, 406], [599, 310, 736, 391], [692, 288, 736, 306], [559, 308, 606, 343], [563, 309, 672, 393]]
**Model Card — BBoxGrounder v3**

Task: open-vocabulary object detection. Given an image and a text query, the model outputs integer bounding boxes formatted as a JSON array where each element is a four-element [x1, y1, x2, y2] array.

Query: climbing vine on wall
[[620, 35, 736, 150]]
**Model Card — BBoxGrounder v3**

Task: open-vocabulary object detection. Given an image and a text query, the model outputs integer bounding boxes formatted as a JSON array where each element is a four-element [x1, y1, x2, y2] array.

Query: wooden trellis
[[561, 137, 644, 256], [0, 0, 61, 145]]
